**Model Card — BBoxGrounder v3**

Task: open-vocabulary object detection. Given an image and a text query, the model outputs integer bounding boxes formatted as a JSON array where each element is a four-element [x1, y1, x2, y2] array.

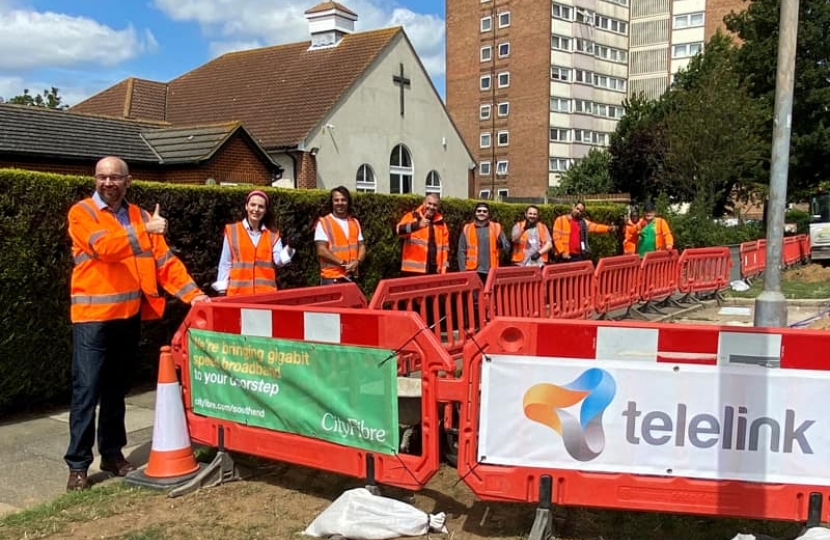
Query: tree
[[2, 87, 67, 109], [726, 0, 830, 198], [551, 148, 614, 196], [608, 93, 668, 204], [660, 32, 768, 214]]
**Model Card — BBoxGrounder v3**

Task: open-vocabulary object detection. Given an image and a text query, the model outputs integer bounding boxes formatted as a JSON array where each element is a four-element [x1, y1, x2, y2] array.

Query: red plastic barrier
[[639, 250, 679, 304], [452, 317, 830, 522], [369, 272, 485, 361], [799, 234, 811, 262], [783, 236, 802, 267], [541, 261, 594, 319], [171, 305, 455, 491], [740, 241, 763, 279], [482, 266, 543, 321], [593, 255, 641, 317], [677, 247, 731, 297], [212, 282, 367, 308], [757, 238, 767, 270]]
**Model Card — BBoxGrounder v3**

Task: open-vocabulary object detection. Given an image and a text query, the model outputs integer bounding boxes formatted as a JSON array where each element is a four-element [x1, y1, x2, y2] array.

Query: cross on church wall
[[392, 62, 411, 117]]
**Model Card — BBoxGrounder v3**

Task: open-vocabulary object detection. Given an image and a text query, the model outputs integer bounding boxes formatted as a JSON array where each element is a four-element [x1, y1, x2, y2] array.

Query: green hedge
[[0, 169, 629, 415]]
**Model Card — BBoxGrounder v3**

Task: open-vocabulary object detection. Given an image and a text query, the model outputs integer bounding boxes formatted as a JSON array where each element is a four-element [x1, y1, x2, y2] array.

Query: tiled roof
[[140, 122, 241, 164], [0, 104, 160, 162], [73, 78, 167, 121], [305, 1, 358, 16], [0, 105, 273, 166], [73, 27, 401, 150]]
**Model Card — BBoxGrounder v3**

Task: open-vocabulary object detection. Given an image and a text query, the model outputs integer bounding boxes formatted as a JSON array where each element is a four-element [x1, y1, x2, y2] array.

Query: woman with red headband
[[212, 190, 296, 295]]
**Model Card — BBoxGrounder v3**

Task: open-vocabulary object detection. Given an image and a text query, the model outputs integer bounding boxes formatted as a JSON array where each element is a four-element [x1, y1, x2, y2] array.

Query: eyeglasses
[[95, 174, 128, 182], [475, 210, 489, 214]]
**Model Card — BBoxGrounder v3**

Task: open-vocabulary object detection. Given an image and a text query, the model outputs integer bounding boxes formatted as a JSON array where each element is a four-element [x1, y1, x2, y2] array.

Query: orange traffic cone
[[126, 346, 201, 489]]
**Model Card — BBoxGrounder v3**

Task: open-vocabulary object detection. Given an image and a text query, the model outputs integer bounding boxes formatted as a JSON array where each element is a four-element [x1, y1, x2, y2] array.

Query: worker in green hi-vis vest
[[636, 203, 675, 257]]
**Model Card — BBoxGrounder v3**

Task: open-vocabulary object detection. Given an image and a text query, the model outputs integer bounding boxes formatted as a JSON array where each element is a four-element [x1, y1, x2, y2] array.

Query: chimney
[[305, 2, 358, 49]]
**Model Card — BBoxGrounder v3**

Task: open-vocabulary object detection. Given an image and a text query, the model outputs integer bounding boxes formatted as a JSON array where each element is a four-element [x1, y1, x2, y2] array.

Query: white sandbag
[[304, 487, 447, 540], [729, 534, 758, 540], [797, 528, 830, 540]]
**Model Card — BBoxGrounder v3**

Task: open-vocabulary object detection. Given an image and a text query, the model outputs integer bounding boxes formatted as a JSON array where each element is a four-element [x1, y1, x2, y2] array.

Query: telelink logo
[[523, 368, 616, 462], [524, 369, 816, 462]]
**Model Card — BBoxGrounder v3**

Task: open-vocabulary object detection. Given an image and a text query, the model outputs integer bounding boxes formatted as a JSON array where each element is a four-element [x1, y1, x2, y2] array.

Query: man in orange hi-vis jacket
[[396, 193, 450, 276], [65, 156, 209, 492], [315, 186, 366, 285], [552, 201, 618, 261]]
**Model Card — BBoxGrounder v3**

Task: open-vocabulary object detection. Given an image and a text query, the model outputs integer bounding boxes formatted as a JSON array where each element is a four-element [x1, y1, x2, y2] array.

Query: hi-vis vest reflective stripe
[[511, 221, 550, 263], [225, 221, 278, 296], [69, 198, 200, 323], [464, 222, 501, 270], [398, 207, 450, 274], [318, 214, 360, 279]]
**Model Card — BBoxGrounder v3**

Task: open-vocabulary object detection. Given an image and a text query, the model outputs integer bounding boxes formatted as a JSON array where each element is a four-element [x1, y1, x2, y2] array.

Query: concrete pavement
[[0, 390, 157, 516]]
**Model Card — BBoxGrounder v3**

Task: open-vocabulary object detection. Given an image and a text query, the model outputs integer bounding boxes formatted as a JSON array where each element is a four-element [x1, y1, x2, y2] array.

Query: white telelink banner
[[479, 356, 830, 485]]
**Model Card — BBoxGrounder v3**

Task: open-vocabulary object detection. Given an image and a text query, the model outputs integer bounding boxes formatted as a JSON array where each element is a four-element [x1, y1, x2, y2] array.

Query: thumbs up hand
[[146, 204, 168, 235]]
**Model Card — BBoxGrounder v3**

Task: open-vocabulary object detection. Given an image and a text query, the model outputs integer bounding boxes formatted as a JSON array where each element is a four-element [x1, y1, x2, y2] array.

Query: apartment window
[[425, 170, 442, 195], [479, 189, 491, 198], [480, 104, 491, 120], [674, 12, 704, 29], [496, 160, 509, 176], [480, 132, 492, 148], [497, 71, 510, 87], [551, 35, 572, 51], [498, 42, 510, 57], [480, 75, 491, 90], [574, 129, 587, 143], [481, 45, 492, 62], [551, 3, 573, 20], [480, 162, 491, 176], [355, 164, 376, 193], [673, 42, 703, 58], [574, 99, 591, 113], [550, 97, 571, 112], [497, 131, 509, 146], [550, 128, 570, 142], [596, 15, 627, 35], [481, 16, 492, 31], [550, 66, 571, 81], [576, 38, 595, 54], [498, 11, 511, 27], [549, 157, 570, 172], [497, 102, 510, 116], [497, 189, 509, 201]]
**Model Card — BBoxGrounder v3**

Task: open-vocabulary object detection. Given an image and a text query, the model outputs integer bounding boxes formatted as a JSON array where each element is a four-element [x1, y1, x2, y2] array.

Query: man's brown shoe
[[100, 456, 136, 477], [67, 470, 89, 491]]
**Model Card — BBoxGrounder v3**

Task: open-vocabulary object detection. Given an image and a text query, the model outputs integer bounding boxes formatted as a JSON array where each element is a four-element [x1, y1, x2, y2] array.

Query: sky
[[0, 0, 447, 107]]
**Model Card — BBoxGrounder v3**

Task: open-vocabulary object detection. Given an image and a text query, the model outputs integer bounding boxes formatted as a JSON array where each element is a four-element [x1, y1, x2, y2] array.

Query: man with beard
[[396, 193, 449, 276], [511, 205, 553, 266], [315, 186, 366, 284], [552, 201, 617, 262], [457, 202, 510, 282]]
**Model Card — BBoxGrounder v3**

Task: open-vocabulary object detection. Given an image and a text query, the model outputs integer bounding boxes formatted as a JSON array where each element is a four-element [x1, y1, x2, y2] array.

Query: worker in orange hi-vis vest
[[623, 207, 642, 255], [636, 202, 674, 256], [314, 186, 366, 285], [65, 156, 209, 492], [396, 193, 450, 276], [552, 201, 618, 262], [511, 204, 553, 266], [457, 202, 511, 283], [213, 190, 297, 296]]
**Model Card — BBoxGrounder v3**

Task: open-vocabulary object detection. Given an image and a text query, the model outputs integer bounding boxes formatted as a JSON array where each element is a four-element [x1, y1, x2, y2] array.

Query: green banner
[[188, 329, 399, 455]]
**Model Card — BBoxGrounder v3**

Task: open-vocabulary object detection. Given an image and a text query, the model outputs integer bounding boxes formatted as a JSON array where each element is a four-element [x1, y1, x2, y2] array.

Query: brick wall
[[446, 0, 550, 199], [705, 0, 745, 41], [295, 151, 318, 189]]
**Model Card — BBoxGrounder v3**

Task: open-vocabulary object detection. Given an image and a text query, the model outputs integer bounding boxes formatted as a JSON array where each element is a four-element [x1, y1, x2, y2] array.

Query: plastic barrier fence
[[593, 255, 641, 318], [170, 304, 455, 491], [800, 234, 811, 262], [453, 317, 830, 523], [541, 261, 595, 320], [482, 266, 543, 321], [677, 247, 732, 299], [638, 250, 679, 307], [369, 272, 485, 360], [213, 282, 368, 308], [783, 236, 802, 267], [740, 241, 764, 280]]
